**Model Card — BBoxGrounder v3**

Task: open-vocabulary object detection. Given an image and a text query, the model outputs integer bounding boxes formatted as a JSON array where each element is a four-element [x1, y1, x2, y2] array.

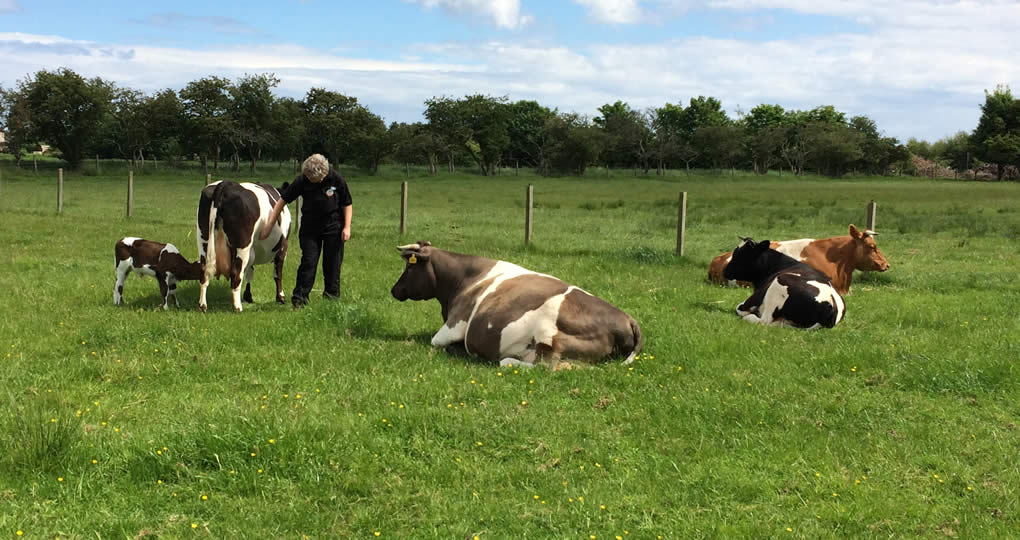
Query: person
[[262, 154, 352, 307]]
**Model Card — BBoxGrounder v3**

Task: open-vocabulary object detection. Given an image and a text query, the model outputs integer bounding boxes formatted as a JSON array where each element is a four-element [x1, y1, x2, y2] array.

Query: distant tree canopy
[[0, 67, 1010, 180]]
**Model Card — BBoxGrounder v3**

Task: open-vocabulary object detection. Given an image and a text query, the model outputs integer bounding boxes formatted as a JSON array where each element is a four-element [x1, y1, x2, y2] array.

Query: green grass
[[1, 163, 1019, 538]]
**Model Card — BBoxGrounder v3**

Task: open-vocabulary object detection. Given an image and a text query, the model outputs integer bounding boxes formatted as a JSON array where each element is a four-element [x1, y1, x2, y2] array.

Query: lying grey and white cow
[[390, 241, 643, 368], [196, 181, 291, 312], [722, 237, 846, 329], [114, 237, 203, 309]]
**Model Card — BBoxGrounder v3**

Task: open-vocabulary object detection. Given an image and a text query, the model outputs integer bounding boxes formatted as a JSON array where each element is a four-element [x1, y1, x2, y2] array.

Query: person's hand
[[258, 226, 272, 241], [342, 227, 351, 242]]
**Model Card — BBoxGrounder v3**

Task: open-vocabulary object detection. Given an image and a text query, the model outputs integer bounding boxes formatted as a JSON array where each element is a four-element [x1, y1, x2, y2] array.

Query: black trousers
[[292, 223, 344, 304]]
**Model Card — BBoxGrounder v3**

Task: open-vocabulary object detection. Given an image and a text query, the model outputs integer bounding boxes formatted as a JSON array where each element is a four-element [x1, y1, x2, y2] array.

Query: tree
[[505, 100, 555, 169], [971, 85, 1020, 180], [268, 97, 306, 166], [20, 68, 114, 169], [695, 125, 744, 172], [180, 76, 233, 174], [594, 101, 652, 171], [651, 102, 684, 174], [303, 87, 361, 166], [0, 86, 34, 166], [745, 104, 787, 174], [230, 73, 280, 174], [541, 113, 605, 176]]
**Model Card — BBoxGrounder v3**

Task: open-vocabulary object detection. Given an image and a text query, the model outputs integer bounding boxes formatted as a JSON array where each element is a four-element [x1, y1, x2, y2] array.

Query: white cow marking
[[163, 243, 180, 255], [774, 238, 815, 262], [498, 286, 574, 359], [807, 279, 845, 325], [122, 237, 141, 246], [432, 320, 468, 347]]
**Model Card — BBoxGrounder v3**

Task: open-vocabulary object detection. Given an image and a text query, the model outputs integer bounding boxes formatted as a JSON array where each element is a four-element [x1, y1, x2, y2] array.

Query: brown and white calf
[[390, 242, 643, 369], [114, 237, 203, 309], [196, 181, 291, 312], [708, 224, 889, 294]]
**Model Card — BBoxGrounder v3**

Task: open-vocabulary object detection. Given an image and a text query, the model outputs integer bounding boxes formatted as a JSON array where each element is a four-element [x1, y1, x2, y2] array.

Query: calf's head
[[722, 237, 771, 282], [849, 224, 890, 272], [390, 241, 437, 301]]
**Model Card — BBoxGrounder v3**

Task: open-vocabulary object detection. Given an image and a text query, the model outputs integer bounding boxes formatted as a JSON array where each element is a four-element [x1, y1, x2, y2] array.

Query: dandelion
[[399, 404, 404, 409], [476, 441, 483, 446], [201, 494, 208, 501], [832, 492, 838, 497], [374, 533, 380, 537], [17, 531, 23, 536], [851, 366, 857, 372], [578, 496, 584, 502], [568, 498, 574, 502], [455, 458, 461, 462], [677, 366, 683, 371], [50, 418, 56, 423], [497, 372, 503, 377], [91, 459, 97, 464], [600, 505, 606, 510], [58, 477, 64, 482], [786, 527, 793, 532], [191, 523, 198, 529], [815, 472, 821, 477], [967, 486, 973, 491], [258, 469, 263, 473], [283, 394, 289, 398], [269, 439, 275, 444], [157, 480, 163, 485], [251, 452, 257, 457], [595, 463, 601, 468], [296, 394, 302, 399], [157, 450, 162, 455], [534, 495, 539, 500], [529, 379, 534, 384], [114, 427, 120, 433]]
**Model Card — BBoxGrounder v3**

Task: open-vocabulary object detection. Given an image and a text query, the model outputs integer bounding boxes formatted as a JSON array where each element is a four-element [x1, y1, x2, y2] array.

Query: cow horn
[[864, 229, 878, 237], [396, 243, 421, 252], [738, 236, 752, 242]]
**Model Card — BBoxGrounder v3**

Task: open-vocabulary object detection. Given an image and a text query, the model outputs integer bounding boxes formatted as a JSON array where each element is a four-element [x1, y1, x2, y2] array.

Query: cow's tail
[[622, 317, 643, 364], [204, 202, 220, 286]]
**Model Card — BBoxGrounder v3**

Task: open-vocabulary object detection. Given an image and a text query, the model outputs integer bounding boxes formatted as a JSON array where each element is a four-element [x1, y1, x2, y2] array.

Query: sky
[[1, 0, 1018, 142]]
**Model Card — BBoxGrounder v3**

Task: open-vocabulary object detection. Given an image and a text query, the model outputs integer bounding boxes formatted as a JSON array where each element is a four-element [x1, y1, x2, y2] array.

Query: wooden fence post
[[676, 191, 687, 256], [525, 184, 534, 245], [96, 154, 100, 174], [34, 154, 38, 174], [399, 181, 408, 235], [206, 173, 212, 185], [515, 160, 519, 176], [57, 168, 63, 214], [127, 170, 134, 218], [866, 200, 877, 231]]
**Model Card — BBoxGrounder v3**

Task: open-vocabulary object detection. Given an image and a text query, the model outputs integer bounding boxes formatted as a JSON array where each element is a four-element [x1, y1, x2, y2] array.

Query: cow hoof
[[276, 296, 285, 305], [199, 304, 207, 313]]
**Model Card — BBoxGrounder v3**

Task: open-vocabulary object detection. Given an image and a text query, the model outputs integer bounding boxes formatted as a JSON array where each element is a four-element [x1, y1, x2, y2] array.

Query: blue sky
[[2, 0, 1018, 141]]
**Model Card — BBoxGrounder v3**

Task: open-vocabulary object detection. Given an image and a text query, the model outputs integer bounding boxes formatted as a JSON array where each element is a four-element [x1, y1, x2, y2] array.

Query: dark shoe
[[322, 292, 340, 300], [292, 297, 308, 309]]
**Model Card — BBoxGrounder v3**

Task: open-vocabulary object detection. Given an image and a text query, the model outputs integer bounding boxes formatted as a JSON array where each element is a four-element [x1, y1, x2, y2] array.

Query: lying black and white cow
[[722, 237, 846, 328], [196, 181, 291, 312], [390, 241, 643, 368], [114, 237, 203, 309]]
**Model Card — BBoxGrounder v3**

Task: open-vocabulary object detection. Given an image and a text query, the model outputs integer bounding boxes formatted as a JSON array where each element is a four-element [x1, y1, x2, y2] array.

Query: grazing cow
[[114, 237, 203, 309], [722, 237, 846, 329], [390, 242, 643, 369], [708, 224, 889, 294], [196, 181, 291, 312]]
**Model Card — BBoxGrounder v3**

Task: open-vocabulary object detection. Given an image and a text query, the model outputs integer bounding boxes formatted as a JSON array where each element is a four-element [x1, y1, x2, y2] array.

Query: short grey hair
[[302, 154, 329, 183]]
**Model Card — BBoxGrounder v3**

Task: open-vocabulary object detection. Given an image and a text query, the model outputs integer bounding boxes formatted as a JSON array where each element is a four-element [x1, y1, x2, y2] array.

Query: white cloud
[[402, 0, 532, 29], [0, 0, 19, 12], [572, 0, 644, 23], [1, 0, 1017, 143]]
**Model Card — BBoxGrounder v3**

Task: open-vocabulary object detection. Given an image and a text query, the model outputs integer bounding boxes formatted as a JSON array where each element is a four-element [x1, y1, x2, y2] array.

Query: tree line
[[1, 68, 1017, 180]]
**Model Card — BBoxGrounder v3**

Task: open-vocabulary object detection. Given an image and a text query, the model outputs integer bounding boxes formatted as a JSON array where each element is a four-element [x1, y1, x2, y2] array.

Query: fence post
[[525, 184, 534, 245], [34, 154, 38, 174], [515, 160, 519, 176], [206, 173, 212, 185], [866, 200, 877, 231], [400, 181, 408, 235], [676, 191, 687, 256], [127, 170, 134, 217], [96, 154, 101, 175], [57, 168, 63, 214]]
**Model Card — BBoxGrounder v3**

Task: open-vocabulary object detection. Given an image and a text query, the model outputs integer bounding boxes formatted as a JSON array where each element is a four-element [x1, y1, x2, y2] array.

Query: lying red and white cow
[[196, 181, 291, 312], [390, 242, 643, 368], [723, 237, 846, 329], [708, 224, 889, 294], [114, 237, 203, 309]]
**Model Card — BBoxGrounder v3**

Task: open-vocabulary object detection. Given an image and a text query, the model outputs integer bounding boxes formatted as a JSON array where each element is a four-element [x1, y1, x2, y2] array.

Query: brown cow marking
[[466, 274, 569, 361]]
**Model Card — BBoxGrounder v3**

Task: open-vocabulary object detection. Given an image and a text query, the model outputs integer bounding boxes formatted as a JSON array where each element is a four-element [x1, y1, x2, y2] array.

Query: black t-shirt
[[280, 169, 352, 228]]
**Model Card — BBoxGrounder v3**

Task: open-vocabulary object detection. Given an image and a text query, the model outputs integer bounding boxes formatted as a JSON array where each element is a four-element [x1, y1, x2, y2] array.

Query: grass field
[[1, 162, 1019, 538]]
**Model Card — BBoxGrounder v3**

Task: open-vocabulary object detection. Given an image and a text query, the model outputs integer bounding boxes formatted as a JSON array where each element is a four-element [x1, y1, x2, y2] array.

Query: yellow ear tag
[[408, 254, 417, 264]]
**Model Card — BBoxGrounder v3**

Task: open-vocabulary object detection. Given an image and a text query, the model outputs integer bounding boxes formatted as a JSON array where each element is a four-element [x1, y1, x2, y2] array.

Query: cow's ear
[[755, 240, 771, 253], [849, 224, 863, 239], [402, 250, 430, 264]]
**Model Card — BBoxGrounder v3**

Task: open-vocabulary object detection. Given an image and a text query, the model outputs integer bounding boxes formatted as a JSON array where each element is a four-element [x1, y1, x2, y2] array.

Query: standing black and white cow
[[722, 237, 846, 329], [196, 181, 291, 312], [390, 241, 643, 368], [114, 237, 203, 309]]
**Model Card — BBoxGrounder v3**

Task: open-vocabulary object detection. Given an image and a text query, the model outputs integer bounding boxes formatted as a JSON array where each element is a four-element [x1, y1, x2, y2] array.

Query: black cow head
[[722, 237, 772, 282], [391, 241, 437, 301]]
